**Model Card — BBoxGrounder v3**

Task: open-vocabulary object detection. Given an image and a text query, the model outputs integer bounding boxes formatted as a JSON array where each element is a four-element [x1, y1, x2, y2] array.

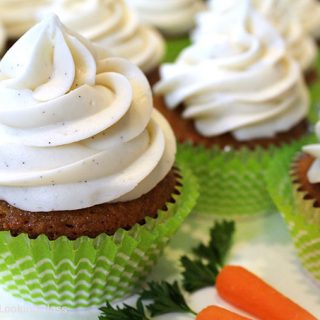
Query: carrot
[[216, 266, 317, 320], [196, 306, 252, 320]]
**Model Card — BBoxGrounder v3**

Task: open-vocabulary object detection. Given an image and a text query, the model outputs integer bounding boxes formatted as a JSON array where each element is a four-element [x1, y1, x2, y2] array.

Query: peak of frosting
[[0, 15, 176, 212], [250, 0, 317, 71], [125, 0, 205, 36], [155, 0, 309, 141], [40, 0, 165, 74]]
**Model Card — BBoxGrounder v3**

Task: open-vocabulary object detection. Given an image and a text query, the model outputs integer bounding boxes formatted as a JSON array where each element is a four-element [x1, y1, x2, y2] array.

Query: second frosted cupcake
[[154, 0, 311, 217]]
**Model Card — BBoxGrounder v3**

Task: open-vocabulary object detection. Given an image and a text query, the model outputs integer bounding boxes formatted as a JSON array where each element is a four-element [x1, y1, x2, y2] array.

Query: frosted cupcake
[[154, 0, 310, 216], [0, 15, 198, 307], [126, 0, 206, 62], [267, 127, 320, 284], [0, 0, 49, 47], [41, 0, 165, 85], [250, 0, 318, 78]]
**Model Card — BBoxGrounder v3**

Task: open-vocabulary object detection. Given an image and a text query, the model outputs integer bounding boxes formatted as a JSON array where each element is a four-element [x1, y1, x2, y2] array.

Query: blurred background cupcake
[[267, 126, 320, 284], [0, 0, 49, 49], [125, 0, 206, 62], [154, 0, 311, 217], [250, 0, 319, 83], [0, 15, 198, 307], [39, 0, 165, 85]]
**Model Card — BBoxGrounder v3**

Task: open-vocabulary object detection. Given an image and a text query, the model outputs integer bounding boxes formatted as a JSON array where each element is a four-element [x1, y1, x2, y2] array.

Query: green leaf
[[193, 220, 235, 267], [140, 281, 196, 316], [181, 256, 219, 293], [99, 300, 149, 320]]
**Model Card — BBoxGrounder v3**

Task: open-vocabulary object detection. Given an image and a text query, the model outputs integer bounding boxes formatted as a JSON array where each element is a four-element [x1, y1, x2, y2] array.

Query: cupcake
[[125, 0, 206, 62], [40, 0, 165, 85], [154, 0, 310, 216], [0, 15, 198, 307], [0, 0, 49, 48], [250, 0, 318, 82], [266, 131, 320, 284]]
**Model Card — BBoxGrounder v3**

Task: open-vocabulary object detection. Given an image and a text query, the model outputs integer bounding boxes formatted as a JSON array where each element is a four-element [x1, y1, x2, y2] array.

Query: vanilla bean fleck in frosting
[[0, 0, 50, 39], [0, 15, 176, 212], [125, 0, 205, 36], [155, 0, 309, 141], [41, 0, 165, 74], [250, 0, 317, 71]]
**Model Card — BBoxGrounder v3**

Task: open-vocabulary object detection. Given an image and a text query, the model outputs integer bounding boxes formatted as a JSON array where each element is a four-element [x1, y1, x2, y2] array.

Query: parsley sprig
[[181, 220, 235, 292], [99, 301, 149, 320], [99, 220, 235, 319], [140, 281, 196, 316]]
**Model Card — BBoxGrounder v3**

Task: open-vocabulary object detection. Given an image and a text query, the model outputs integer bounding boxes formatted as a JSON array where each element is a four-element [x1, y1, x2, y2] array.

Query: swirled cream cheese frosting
[[0, 15, 176, 212], [0, 0, 49, 39], [154, 0, 309, 141], [252, 0, 320, 40], [125, 0, 205, 36], [250, 0, 317, 71], [41, 0, 165, 74], [303, 125, 320, 183]]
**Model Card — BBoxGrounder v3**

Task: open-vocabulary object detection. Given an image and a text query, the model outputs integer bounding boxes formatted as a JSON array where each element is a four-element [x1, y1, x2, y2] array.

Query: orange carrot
[[216, 266, 317, 320], [196, 306, 252, 320]]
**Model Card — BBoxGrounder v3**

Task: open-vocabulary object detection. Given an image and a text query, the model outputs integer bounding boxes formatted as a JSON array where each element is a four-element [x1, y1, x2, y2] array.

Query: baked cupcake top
[[0, 15, 176, 212], [125, 0, 205, 36], [41, 0, 165, 74], [0, 0, 49, 39], [251, 0, 317, 71], [154, 0, 309, 141]]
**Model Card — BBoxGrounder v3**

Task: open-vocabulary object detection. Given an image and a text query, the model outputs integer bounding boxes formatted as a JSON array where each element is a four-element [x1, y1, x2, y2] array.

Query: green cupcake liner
[[0, 162, 198, 309], [308, 50, 320, 125], [163, 37, 191, 63], [176, 135, 312, 217], [266, 135, 320, 284]]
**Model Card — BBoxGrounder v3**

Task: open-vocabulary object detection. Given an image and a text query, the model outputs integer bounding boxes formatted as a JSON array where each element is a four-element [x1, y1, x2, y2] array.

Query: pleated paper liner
[[177, 134, 312, 218], [0, 162, 198, 309], [266, 135, 320, 284], [308, 50, 320, 125]]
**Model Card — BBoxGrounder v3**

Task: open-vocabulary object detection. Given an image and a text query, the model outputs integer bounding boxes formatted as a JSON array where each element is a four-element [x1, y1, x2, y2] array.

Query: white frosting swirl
[[0, 0, 49, 38], [41, 0, 165, 74], [125, 0, 205, 36], [251, 0, 317, 71], [0, 15, 176, 212], [253, 0, 320, 39], [295, 0, 320, 39], [154, 0, 309, 141]]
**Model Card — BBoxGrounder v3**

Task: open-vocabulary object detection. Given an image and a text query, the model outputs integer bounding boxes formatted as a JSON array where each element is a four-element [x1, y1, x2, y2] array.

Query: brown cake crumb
[[292, 153, 320, 207], [154, 95, 309, 150], [146, 68, 160, 87], [0, 168, 179, 240]]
